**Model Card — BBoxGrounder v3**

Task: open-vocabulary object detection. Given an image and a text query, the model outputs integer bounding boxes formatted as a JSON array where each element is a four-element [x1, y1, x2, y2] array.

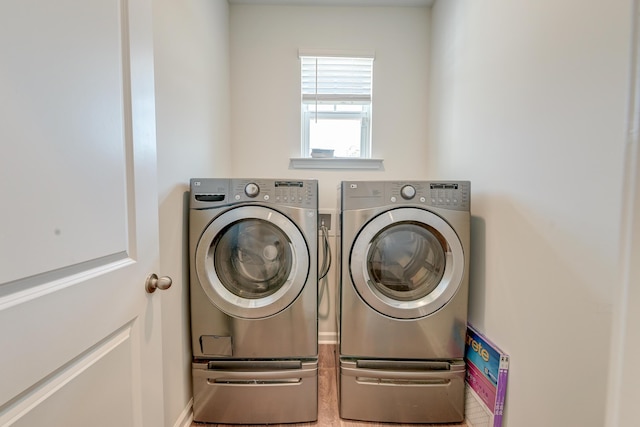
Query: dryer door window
[[367, 222, 446, 302], [195, 206, 309, 319], [350, 208, 464, 319]]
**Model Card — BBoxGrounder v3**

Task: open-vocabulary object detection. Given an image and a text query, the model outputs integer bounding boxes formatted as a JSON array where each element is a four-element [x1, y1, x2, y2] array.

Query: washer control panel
[[425, 182, 470, 209], [342, 181, 470, 211], [190, 178, 317, 209]]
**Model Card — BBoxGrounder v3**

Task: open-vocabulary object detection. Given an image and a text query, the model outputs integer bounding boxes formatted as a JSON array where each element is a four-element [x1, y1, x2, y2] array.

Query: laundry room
[[153, 0, 637, 426], [0, 0, 637, 426]]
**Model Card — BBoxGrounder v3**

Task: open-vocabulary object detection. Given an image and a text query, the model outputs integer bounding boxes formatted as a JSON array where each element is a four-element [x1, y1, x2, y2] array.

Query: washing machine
[[338, 180, 470, 424], [189, 178, 318, 424]]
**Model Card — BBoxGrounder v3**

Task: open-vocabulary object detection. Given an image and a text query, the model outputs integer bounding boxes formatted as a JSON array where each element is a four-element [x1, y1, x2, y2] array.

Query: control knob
[[400, 185, 416, 200], [244, 182, 260, 198]]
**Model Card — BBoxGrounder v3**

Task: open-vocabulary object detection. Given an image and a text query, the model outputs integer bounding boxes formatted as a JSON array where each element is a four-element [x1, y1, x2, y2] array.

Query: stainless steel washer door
[[195, 206, 309, 319], [350, 208, 464, 319]]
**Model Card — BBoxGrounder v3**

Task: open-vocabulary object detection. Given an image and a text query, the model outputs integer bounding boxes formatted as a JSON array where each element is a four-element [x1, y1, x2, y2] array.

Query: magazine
[[464, 324, 510, 427]]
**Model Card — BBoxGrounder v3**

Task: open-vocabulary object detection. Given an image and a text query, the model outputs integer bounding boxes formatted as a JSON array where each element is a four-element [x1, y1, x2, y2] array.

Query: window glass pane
[[309, 118, 362, 157], [300, 54, 373, 158]]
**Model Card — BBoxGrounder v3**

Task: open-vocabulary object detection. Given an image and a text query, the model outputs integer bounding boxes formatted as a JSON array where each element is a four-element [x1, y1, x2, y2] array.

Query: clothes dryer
[[338, 180, 470, 424], [189, 178, 318, 424]]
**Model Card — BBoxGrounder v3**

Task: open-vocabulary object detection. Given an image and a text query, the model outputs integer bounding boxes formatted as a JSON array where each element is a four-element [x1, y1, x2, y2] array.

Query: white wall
[[607, 3, 640, 426], [153, 0, 230, 425], [229, 4, 432, 208], [229, 4, 432, 339], [429, 0, 633, 426]]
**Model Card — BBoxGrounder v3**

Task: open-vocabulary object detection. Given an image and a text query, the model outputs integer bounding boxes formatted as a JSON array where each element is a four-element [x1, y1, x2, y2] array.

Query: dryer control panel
[[342, 181, 470, 211], [190, 178, 318, 209]]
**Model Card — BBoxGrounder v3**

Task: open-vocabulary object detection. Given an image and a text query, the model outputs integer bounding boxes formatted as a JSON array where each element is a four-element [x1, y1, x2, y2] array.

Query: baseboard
[[319, 332, 338, 344], [172, 398, 193, 427]]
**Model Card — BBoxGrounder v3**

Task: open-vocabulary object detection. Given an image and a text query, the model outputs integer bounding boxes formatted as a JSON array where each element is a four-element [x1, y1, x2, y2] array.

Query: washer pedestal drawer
[[192, 360, 318, 424], [339, 358, 465, 423]]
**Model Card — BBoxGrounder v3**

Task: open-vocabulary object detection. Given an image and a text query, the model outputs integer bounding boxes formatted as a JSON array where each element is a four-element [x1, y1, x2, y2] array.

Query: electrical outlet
[[318, 213, 331, 230]]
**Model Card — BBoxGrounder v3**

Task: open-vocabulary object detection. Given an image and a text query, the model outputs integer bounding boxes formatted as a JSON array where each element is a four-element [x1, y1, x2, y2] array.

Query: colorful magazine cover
[[464, 324, 510, 427]]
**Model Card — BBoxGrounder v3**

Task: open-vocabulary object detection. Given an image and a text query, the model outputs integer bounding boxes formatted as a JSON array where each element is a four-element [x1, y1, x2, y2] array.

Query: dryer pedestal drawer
[[192, 360, 318, 424], [339, 359, 465, 423]]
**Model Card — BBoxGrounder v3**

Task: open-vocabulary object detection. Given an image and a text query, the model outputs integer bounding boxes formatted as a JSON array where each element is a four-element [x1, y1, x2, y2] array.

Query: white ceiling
[[228, 0, 434, 7]]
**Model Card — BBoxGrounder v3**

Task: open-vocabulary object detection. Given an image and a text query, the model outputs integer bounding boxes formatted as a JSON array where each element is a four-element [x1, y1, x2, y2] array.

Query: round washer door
[[195, 205, 309, 319], [350, 208, 464, 319]]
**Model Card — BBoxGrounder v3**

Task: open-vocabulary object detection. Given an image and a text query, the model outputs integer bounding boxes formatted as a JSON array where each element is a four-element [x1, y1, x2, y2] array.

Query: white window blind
[[300, 55, 374, 104]]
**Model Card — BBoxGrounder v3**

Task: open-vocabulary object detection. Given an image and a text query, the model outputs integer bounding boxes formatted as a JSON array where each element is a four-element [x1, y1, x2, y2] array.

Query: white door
[[0, 0, 166, 426]]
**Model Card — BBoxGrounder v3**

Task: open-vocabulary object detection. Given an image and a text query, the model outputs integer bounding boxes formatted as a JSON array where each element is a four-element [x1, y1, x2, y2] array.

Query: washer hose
[[318, 223, 331, 320]]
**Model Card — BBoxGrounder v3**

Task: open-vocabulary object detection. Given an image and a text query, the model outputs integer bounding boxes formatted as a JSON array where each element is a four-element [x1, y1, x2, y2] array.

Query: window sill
[[289, 157, 384, 170]]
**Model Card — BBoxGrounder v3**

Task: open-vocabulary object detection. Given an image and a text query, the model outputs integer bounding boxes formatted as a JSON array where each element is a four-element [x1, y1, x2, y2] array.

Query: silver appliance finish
[[338, 180, 470, 424], [189, 178, 318, 424]]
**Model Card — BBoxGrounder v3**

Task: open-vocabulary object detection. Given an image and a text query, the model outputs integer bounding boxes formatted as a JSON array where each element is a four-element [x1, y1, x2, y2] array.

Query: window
[[300, 51, 374, 159]]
